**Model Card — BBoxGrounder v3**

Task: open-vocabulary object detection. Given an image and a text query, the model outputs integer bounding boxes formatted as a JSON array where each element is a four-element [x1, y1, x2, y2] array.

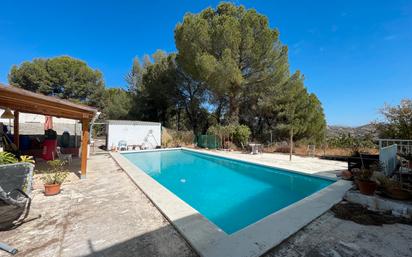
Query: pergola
[[0, 83, 98, 178]]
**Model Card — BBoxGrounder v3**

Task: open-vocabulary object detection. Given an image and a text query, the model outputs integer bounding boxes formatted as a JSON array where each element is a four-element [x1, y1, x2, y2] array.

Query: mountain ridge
[[327, 123, 377, 138]]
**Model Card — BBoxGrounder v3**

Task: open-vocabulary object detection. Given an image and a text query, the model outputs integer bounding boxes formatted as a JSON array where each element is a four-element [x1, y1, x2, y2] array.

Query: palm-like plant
[[20, 155, 35, 164], [0, 152, 18, 164]]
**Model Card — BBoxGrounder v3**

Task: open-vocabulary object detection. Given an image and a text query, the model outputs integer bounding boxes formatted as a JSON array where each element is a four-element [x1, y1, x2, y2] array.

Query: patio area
[[194, 149, 348, 178], [1, 152, 411, 257], [0, 153, 195, 257]]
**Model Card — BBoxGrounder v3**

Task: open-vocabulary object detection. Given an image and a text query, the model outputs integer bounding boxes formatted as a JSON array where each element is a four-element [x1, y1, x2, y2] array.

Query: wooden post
[[80, 119, 90, 179], [13, 111, 19, 149]]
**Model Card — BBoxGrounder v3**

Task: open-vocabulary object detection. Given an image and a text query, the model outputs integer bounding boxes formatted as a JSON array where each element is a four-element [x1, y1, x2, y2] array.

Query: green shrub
[[233, 125, 251, 148], [207, 124, 251, 148], [327, 133, 376, 148], [0, 152, 18, 164]]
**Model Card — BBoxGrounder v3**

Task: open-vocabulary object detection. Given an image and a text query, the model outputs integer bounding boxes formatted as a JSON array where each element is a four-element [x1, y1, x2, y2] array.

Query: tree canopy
[[8, 3, 328, 149], [376, 99, 412, 139], [125, 57, 144, 93], [127, 51, 210, 134], [124, 3, 327, 148], [175, 3, 290, 124], [9, 56, 106, 109], [103, 88, 132, 120]]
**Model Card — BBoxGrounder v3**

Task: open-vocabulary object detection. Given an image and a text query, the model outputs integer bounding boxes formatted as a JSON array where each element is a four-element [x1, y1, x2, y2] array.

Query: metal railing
[[378, 139, 412, 155]]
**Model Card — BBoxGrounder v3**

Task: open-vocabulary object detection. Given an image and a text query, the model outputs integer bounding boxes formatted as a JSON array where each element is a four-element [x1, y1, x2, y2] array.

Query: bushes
[[233, 125, 251, 148], [326, 133, 377, 155], [0, 152, 35, 165], [327, 133, 376, 149], [161, 128, 173, 147], [207, 124, 251, 148], [0, 152, 18, 164], [162, 128, 195, 147]]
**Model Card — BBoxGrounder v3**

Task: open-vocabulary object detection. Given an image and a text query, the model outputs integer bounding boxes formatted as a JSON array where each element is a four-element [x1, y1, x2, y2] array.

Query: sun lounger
[[0, 162, 34, 255]]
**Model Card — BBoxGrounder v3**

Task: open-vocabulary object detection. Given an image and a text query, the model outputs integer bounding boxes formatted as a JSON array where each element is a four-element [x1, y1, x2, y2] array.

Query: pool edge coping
[[110, 148, 352, 257]]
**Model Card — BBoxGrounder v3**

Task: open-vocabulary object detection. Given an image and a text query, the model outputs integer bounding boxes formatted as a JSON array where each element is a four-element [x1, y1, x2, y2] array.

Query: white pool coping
[[111, 148, 352, 257]]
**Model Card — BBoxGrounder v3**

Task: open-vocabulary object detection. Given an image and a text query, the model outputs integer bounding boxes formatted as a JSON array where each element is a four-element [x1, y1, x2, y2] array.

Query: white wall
[[0, 109, 81, 135], [107, 123, 161, 149], [0, 109, 77, 124]]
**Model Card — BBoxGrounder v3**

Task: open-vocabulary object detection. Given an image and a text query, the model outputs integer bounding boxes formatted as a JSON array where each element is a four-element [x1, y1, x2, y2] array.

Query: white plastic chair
[[307, 145, 316, 157], [118, 140, 127, 151]]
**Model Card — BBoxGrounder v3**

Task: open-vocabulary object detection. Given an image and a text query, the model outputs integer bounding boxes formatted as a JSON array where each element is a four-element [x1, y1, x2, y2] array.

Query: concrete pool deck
[[1, 151, 411, 257], [0, 154, 196, 257], [195, 149, 348, 178], [111, 148, 352, 257]]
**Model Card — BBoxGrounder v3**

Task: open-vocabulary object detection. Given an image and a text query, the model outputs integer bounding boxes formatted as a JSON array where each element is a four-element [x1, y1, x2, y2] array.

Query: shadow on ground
[[80, 221, 198, 257]]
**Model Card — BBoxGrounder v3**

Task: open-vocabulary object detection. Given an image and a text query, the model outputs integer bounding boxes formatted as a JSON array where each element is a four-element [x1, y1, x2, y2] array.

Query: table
[[249, 143, 262, 155]]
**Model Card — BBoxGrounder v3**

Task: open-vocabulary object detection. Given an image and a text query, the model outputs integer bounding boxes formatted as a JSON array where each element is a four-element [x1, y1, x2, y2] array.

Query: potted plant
[[399, 152, 412, 169], [377, 176, 412, 200], [20, 155, 35, 164], [0, 151, 18, 164], [41, 160, 69, 196], [353, 167, 377, 195], [0, 152, 35, 165]]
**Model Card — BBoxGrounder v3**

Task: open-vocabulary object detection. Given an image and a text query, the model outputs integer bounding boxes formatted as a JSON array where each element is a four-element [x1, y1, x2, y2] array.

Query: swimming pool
[[123, 149, 333, 234]]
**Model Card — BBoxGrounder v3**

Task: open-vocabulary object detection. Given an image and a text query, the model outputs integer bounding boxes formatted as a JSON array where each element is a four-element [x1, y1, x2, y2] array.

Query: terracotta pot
[[341, 170, 353, 180], [357, 180, 377, 195], [384, 187, 412, 200], [44, 184, 61, 196]]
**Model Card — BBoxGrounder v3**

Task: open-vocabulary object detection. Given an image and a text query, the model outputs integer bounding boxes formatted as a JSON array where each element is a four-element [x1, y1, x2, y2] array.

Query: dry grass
[[162, 128, 195, 148], [263, 144, 378, 157]]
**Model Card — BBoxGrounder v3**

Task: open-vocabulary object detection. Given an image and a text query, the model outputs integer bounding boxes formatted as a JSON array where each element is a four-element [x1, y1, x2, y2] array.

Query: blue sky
[[1, 0, 411, 126]]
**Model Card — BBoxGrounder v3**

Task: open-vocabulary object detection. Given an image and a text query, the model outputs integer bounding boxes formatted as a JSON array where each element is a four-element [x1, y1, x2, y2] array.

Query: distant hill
[[327, 123, 378, 138]]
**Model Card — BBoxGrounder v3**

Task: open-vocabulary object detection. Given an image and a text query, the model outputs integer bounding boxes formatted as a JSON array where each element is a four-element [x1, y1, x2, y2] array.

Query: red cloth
[[44, 116, 53, 130], [42, 139, 57, 160]]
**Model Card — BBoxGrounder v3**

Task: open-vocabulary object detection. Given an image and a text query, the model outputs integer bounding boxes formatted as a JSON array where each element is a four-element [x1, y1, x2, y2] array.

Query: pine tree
[[125, 57, 143, 93], [175, 2, 290, 124], [274, 71, 310, 160]]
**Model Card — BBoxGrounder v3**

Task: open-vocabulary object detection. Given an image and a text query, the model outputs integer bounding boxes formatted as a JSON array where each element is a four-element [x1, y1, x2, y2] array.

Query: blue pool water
[[123, 149, 333, 234]]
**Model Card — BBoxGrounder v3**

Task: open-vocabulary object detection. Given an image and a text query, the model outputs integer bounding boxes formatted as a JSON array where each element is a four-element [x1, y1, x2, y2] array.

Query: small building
[[106, 120, 161, 150]]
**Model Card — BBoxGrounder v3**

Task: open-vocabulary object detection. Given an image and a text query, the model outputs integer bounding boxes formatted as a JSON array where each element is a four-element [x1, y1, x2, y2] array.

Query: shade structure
[[44, 116, 53, 130], [0, 83, 98, 178]]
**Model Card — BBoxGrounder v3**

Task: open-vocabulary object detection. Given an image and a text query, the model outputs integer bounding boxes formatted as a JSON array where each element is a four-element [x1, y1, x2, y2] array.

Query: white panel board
[[107, 122, 161, 149], [379, 144, 397, 176]]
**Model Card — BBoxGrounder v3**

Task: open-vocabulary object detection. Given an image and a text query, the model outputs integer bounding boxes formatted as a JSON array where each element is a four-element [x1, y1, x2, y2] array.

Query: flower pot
[[357, 180, 377, 195], [384, 187, 412, 200], [341, 170, 353, 180], [44, 184, 61, 196]]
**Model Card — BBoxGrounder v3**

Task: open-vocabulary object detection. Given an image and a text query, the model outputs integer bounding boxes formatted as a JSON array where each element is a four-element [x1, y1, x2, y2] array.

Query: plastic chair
[[118, 140, 127, 151]]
